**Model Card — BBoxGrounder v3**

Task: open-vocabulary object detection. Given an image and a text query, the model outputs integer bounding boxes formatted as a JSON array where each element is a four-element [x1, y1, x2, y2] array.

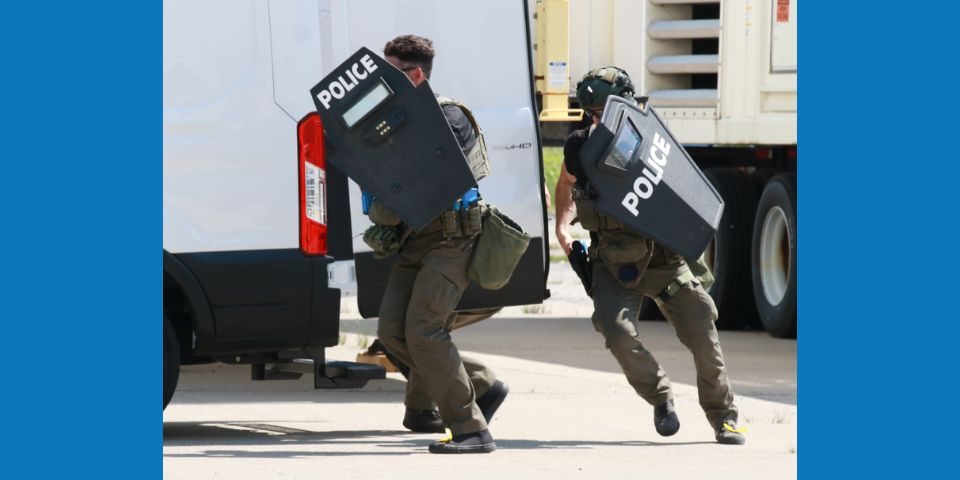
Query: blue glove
[[361, 190, 373, 215]]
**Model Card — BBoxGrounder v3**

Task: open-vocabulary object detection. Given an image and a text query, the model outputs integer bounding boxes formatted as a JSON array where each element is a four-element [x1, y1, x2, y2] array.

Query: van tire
[[163, 315, 181, 410], [752, 174, 797, 338]]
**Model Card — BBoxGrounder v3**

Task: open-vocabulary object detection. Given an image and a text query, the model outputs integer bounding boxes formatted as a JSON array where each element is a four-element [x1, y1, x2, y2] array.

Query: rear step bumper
[[316, 361, 386, 389], [251, 359, 386, 389]]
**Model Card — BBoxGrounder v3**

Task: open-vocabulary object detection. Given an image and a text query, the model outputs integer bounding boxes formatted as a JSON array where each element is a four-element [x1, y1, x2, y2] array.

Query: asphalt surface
[[164, 301, 796, 479]]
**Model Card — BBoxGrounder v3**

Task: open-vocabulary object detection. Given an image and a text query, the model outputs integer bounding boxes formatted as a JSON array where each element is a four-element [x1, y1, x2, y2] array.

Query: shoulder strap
[[437, 96, 483, 135]]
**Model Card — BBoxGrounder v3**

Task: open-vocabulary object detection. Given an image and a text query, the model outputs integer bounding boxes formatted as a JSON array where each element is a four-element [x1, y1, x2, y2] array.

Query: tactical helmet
[[575, 66, 635, 111]]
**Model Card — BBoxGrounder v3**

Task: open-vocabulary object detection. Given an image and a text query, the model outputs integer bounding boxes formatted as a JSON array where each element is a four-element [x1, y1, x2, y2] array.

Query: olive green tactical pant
[[404, 308, 500, 412], [590, 246, 738, 430], [377, 226, 491, 435]]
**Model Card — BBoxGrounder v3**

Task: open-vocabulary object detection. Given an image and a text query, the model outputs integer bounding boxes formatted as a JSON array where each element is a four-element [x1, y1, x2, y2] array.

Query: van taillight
[[298, 113, 328, 256]]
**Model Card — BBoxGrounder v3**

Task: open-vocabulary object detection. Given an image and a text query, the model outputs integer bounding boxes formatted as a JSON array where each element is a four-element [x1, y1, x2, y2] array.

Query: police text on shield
[[315, 54, 379, 110], [621, 132, 671, 216]]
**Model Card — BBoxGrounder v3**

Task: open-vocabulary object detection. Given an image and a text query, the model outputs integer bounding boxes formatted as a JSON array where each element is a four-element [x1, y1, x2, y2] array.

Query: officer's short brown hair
[[384, 35, 435, 79]]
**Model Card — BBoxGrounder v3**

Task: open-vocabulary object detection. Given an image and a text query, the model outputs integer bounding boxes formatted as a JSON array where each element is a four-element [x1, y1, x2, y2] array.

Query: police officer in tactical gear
[[555, 66, 746, 445], [372, 35, 508, 454]]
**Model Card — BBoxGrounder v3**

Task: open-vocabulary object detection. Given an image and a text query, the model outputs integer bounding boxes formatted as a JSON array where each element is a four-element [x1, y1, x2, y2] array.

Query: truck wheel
[[752, 174, 797, 338], [163, 315, 180, 410], [703, 169, 762, 330]]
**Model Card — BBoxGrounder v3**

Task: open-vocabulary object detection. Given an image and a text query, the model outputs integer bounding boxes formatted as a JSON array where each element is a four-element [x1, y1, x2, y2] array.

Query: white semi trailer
[[535, 0, 797, 337]]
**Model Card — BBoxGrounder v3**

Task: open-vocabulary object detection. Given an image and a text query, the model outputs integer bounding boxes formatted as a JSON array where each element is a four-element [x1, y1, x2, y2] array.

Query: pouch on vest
[[592, 230, 654, 289], [459, 202, 484, 237], [438, 96, 491, 182], [362, 224, 408, 259], [368, 199, 402, 226], [468, 206, 531, 290], [467, 130, 492, 181], [572, 195, 601, 231], [440, 209, 460, 238], [687, 253, 715, 291]]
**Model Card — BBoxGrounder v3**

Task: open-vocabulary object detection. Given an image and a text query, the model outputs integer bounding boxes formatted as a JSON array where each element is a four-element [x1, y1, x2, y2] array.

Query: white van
[[163, 0, 549, 409]]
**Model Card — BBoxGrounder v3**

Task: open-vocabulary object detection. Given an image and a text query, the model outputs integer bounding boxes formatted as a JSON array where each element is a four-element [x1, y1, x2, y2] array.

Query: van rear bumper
[[167, 249, 340, 355]]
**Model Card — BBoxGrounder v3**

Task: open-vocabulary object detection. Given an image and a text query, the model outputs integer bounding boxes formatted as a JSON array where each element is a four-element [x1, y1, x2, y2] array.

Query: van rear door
[[337, 0, 551, 316]]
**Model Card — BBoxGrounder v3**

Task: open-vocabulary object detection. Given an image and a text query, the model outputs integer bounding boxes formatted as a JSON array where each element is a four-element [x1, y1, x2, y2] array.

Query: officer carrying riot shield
[[310, 36, 511, 454], [310, 45, 478, 231], [578, 94, 724, 259], [554, 66, 746, 445]]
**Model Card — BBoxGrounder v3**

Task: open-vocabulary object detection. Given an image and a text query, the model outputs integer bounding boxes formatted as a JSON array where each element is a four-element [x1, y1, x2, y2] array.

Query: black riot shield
[[579, 95, 724, 259], [309, 47, 476, 231]]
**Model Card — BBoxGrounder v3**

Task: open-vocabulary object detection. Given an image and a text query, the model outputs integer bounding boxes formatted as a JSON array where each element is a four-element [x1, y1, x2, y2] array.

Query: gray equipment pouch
[[468, 206, 531, 290]]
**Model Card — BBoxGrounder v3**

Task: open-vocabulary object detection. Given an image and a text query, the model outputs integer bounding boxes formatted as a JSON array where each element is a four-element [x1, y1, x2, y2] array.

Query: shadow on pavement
[[168, 377, 407, 405], [163, 422, 716, 458], [164, 422, 418, 457], [497, 439, 716, 449]]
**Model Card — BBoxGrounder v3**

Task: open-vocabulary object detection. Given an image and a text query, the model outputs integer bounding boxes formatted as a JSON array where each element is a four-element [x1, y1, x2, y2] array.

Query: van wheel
[[752, 174, 797, 338], [163, 315, 181, 410], [703, 169, 761, 330]]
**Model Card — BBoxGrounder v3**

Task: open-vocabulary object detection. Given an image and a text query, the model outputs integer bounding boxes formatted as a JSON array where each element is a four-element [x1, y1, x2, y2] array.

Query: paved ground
[[163, 261, 797, 479]]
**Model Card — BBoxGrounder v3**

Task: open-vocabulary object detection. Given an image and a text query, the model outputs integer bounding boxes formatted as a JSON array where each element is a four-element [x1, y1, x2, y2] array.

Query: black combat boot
[[715, 420, 746, 445], [476, 380, 509, 423], [428, 429, 496, 454], [654, 399, 680, 436], [402, 408, 444, 434]]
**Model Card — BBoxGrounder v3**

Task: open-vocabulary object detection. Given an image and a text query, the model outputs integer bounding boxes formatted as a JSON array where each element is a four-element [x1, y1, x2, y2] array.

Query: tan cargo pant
[[376, 222, 491, 435], [590, 244, 739, 430]]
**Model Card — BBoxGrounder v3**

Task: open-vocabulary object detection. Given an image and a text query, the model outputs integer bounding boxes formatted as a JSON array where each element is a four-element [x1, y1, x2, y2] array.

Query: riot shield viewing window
[[342, 79, 394, 129], [602, 117, 642, 175]]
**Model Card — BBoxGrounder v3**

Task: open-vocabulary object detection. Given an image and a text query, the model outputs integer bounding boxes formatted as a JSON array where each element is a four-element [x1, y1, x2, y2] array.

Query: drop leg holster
[[656, 269, 697, 303]]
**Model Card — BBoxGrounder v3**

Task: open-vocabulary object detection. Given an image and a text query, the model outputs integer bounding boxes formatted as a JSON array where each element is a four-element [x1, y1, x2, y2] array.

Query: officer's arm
[[555, 163, 577, 256]]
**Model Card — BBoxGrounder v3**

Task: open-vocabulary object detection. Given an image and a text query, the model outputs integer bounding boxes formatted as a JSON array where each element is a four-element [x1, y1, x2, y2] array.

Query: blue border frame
[[1, 1, 158, 478], [4, 0, 958, 477], [803, 2, 960, 476]]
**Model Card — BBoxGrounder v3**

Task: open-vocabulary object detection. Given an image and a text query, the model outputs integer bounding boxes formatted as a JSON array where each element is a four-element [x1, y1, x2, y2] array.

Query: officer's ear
[[409, 67, 427, 87]]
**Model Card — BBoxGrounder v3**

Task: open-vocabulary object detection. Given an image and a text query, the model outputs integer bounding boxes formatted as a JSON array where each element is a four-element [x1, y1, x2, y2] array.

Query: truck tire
[[703, 169, 761, 330], [163, 315, 180, 410], [752, 174, 797, 338]]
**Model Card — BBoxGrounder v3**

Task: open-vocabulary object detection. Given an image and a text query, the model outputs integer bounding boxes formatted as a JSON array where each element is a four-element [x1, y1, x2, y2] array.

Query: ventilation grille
[[645, 0, 721, 108]]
